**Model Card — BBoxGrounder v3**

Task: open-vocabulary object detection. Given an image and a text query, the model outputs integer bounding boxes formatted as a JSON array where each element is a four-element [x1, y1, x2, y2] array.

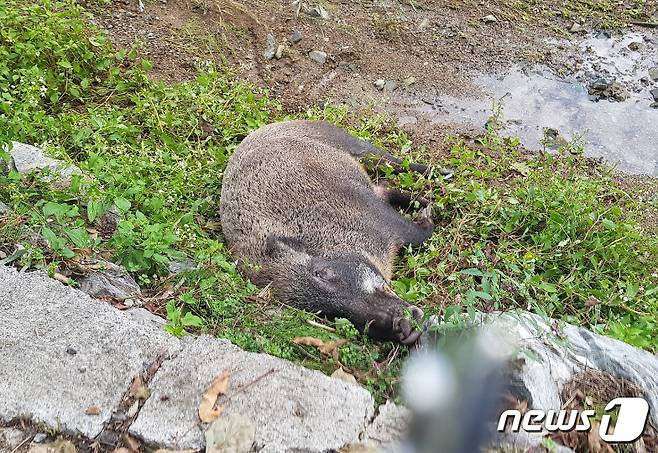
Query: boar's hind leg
[[394, 204, 434, 246], [310, 121, 437, 175]]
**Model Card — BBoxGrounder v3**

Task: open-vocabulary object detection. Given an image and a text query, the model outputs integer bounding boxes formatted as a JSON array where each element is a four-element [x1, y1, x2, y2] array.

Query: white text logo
[[497, 397, 650, 442]]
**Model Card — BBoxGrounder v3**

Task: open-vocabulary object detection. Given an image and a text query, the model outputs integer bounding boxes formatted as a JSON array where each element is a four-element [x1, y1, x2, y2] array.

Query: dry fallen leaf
[[128, 375, 144, 396], [587, 421, 615, 453], [319, 339, 348, 355], [127, 375, 151, 400], [53, 272, 71, 285], [122, 434, 141, 452], [199, 370, 230, 423], [292, 336, 325, 348], [293, 336, 348, 356], [586, 295, 602, 306], [133, 385, 150, 400], [331, 367, 357, 386], [84, 405, 101, 415]]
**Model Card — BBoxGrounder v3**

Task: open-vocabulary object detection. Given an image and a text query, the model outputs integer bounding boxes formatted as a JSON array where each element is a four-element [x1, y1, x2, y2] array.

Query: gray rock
[[383, 80, 398, 92], [373, 79, 386, 90], [481, 15, 497, 23], [289, 30, 302, 44], [304, 4, 329, 20], [168, 259, 196, 275], [0, 427, 27, 449], [543, 127, 568, 149], [0, 265, 180, 438], [608, 82, 629, 101], [588, 78, 628, 102], [649, 67, 658, 81], [1, 142, 81, 182], [32, 433, 47, 444], [309, 50, 327, 65], [130, 336, 375, 451], [0, 201, 9, 214], [651, 102, 658, 109], [570, 22, 582, 33], [263, 33, 276, 60], [590, 77, 611, 91], [651, 88, 658, 102], [77, 260, 141, 300]]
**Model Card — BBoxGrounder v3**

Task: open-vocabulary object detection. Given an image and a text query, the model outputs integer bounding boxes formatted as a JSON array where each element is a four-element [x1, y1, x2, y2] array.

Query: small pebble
[[289, 30, 303, 44], [66, 347, 77, 355], [384, 80, 398, 92], [33, 433, 47, 443], [308, 50, 327, 65]]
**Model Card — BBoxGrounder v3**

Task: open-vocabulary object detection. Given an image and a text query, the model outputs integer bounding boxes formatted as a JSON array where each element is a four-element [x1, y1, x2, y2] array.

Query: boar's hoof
[[393, 305, 424, 345]]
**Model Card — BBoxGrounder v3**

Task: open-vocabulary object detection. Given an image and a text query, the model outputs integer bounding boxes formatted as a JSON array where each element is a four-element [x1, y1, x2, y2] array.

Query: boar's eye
[[312, 265, 338, 282]]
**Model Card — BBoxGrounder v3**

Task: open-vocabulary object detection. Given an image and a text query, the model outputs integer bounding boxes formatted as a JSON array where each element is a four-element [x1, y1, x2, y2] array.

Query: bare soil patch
[[91, 1, 549, 112], [90, 0, 657, 158]]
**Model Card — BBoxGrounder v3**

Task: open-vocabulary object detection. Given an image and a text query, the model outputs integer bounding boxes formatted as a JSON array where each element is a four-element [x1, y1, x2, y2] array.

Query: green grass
[[1, 0, 657, 402]]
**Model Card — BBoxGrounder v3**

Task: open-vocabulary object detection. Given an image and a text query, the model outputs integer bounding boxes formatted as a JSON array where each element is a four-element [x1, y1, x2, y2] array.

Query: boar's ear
[[265, 235, 311, 263]]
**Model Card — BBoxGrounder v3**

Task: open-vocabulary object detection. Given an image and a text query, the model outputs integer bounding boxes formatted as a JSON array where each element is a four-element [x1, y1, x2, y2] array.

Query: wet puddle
[[402, 32, 658, 176]]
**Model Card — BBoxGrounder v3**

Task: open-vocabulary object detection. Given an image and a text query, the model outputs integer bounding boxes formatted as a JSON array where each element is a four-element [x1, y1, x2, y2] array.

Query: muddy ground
[[89, 0, 655, 152]]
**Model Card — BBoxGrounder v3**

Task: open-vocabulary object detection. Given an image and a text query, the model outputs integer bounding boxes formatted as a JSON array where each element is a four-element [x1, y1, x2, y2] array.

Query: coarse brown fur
[[220, 120, 433, 343]]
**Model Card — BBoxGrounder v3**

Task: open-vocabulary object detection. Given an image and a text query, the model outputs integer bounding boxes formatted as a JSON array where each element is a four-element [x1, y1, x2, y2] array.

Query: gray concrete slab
[[0, 266, 181, 438], [130, 336, 375, 452]]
